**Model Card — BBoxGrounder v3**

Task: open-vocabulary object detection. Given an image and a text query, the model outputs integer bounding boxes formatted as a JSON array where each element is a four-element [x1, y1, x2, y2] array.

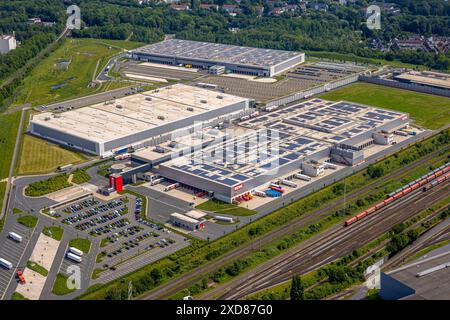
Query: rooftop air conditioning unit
[[217, 95, 223, 99], [200, 100, 207, 104], [116, 105, 123, 109], [145, 97, 152, 101], [157, 115, 165, 120], [154, 146, 167, 153], [187, 107, 194, 112], [44, 117, 51, 121], [168, 141, 178, 148]]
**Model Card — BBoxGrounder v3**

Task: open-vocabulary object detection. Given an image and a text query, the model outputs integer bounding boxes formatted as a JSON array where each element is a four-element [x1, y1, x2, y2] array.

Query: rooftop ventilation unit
[[200, 100, 207, 104], [157, 115, 166, 121], [116, 105, 123, 109], [168, 141, 178, 148], [154, 146, 167, 154], [187, 107, 194, 112], [145, 97, 152, 101]]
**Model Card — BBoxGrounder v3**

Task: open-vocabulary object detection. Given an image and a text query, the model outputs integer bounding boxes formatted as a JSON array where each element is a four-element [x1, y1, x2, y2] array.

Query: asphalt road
[[34, 86, 139, 113]]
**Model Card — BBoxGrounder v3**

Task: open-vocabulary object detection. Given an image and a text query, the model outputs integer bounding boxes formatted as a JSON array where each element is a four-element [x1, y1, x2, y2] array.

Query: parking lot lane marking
[[0, 222, 40, 300]]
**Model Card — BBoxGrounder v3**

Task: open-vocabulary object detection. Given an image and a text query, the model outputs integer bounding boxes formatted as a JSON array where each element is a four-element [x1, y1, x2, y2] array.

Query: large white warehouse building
[[29, 84, 251, 156], [131, 39, 305, 77]]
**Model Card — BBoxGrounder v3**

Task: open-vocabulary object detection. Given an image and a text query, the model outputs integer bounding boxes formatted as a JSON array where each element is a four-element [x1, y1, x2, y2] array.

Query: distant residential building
[[170, 3, 190, 10], [222, 4, 242, 16], [389, 36, 444, 53], [28, 17, 56, 26], [372, 2, 401, 15], [310, 2, 329, 11], [0, 35, 17, 54], [285, 4, 299, 12], [200, 3, 218, 11], [28, 17, 42, 24], [270, 7, 286, 15], [255, 5, 264, 16]]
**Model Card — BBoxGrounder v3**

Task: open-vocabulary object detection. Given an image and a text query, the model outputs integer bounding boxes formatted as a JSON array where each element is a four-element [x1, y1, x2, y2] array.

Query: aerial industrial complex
[[29, 83, 411, 204], [131, 39, 305, 77], [3, 36, 447, 302]]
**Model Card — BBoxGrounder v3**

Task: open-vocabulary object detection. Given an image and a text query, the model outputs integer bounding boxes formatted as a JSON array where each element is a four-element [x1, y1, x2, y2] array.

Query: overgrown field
[[0, 112, 21, 179], [17, 135, 85, 175], [12, 38, 143, 108]]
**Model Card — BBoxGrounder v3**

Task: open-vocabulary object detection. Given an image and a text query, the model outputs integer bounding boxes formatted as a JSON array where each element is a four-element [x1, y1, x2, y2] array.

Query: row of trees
[[70, 0, 449, 70]]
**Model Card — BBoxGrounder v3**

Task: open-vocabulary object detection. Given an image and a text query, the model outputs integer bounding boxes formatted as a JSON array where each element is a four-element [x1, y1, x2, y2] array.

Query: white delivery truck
[[8, 232, 23, 242], [66, 252, 82, 263], [0, 258, 13, 270], [68, 247, 84, 257]]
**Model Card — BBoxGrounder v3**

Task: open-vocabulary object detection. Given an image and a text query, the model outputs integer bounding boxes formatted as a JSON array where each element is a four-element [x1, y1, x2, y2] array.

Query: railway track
[[139, 147, 449, 300], [382, 216, 450, 270], [204, 182, 449, 300]]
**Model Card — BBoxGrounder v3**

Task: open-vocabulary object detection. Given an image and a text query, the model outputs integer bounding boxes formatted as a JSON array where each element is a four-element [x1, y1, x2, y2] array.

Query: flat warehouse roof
[[31, 84, 248, 144], [240, 98, 408, 144], [161, 129, 330, 187], [133, 39, 303, 69], [395, 71, 450, 89]]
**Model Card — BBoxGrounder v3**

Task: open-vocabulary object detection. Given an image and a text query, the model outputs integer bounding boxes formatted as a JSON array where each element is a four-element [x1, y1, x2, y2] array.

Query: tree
[[290, 275, 305, 300], [150, 268, 163, 284]]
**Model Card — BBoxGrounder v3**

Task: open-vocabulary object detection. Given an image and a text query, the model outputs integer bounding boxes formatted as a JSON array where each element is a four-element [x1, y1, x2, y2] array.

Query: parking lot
[[0, 223, 32, 299], [51, 194, 188, 284]]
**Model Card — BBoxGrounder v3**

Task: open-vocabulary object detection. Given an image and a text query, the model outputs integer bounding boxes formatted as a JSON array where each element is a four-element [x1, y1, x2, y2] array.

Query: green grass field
[[27, 261, 49, 277], [17, 135, 86, 175], [11, 292, 28, 300], [320, 83, 450, 129], [69, 238, 91, 254], [0, 112, 21, 179], [52, 273, 76, 295], [17, 215, 38, 229], [42, 226, 64, 241], [12, 38, 144, 108]]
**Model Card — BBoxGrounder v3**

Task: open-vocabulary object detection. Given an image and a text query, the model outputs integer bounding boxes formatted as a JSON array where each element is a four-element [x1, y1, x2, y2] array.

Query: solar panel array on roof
[[133, 39, 303, 68], [239, 98, 408, 144], [162, 126, 332, 187]]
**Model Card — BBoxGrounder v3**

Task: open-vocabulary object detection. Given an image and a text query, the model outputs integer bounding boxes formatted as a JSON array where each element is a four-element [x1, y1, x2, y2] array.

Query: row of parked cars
[[105, 231, 159, 258], [63, 198, 100, 214], [90, 219, 130, 236], [76, 209, 126, 231], [62, 200, 124, 225], [134, 197, 143, 221], [102, 225, 143, 246]]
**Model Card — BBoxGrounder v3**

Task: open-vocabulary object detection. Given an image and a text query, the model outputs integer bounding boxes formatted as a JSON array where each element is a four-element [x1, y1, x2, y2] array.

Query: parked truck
[[66, 252, 82, 263], [8, 232, 23, 243], [0, 258, 13, 269], [68, 247, 84, 257]]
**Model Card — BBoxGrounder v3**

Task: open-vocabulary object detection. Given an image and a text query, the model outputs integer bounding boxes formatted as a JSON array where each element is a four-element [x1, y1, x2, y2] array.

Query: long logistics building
[[131, 39, 305, 77], [137, 98, 410, 203], [29, 84, 251, 156]]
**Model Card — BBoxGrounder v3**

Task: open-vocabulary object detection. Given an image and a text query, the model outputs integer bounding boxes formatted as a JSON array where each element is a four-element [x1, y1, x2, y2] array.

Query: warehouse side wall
[[29, 123, 99, 154]]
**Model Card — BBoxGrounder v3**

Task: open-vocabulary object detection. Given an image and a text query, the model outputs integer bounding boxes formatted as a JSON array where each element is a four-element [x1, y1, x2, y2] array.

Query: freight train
[[344, 163, 450, 227]]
